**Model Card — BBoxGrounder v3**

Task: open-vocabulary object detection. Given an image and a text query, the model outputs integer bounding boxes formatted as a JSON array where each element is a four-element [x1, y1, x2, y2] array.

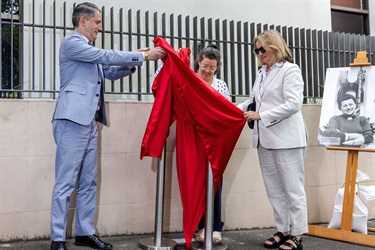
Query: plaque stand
[[139, 145, 177, 250], [191, 161, 228, 250]]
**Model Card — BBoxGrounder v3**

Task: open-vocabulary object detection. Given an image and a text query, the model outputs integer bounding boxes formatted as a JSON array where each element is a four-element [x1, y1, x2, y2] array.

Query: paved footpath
[[1, 226, 375, 250]]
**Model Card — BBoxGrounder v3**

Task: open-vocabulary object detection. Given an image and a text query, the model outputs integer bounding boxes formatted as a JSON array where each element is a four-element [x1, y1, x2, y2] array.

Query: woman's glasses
[[254, 47, 266, 55], [200, 64, 217, 72]]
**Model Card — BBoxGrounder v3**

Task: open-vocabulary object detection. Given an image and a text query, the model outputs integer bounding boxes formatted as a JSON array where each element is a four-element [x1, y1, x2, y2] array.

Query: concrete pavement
[[1, 225, 375, 250]]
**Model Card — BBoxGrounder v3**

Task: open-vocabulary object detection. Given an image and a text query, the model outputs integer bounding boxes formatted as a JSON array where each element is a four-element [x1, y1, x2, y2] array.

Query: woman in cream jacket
[[238, 29, 308, 250]]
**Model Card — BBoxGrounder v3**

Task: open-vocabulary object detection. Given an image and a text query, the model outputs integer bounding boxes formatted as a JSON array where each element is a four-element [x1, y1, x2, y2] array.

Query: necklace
[[266, 64, 274, 74]]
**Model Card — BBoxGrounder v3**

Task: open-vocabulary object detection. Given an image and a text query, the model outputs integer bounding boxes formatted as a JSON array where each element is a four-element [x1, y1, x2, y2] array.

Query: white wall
[[0, 100, 374, 241], [26, 0, 375, 37], [370, 0, 375, 36], [134, 0, 331, 31], [44, 0, 332, 32]]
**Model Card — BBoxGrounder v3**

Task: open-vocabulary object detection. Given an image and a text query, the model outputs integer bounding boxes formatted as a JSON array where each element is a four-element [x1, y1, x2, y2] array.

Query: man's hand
[[139, 47, 166, 61]]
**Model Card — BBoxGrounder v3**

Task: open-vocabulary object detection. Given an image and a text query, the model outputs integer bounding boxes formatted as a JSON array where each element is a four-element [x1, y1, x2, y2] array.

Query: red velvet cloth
[[140, 37, 246, 248]]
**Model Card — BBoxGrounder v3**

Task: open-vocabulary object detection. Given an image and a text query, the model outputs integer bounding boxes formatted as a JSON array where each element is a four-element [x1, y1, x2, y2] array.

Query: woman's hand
[[244, 111, 260, 121]]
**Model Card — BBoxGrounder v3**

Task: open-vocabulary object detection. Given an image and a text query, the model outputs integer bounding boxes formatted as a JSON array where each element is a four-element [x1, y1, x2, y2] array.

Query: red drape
[[140, 37, 246, 248]]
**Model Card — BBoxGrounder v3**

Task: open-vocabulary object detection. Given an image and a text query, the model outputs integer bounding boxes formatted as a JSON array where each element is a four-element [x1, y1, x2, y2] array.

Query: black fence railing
[[1, 0, 375, 103]]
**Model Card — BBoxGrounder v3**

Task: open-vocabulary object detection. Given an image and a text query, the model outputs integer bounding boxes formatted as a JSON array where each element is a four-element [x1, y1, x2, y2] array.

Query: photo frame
[[317, 66, 375, 148]]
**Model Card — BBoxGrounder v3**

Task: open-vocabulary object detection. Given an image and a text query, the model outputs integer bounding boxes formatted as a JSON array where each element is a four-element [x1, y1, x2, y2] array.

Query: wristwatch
[[143, 52, 149, 61]]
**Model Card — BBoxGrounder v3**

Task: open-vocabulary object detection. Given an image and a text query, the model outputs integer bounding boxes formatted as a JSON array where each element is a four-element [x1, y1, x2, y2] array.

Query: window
[[331, 0, 369, 35], [1, 0, 21, 98]]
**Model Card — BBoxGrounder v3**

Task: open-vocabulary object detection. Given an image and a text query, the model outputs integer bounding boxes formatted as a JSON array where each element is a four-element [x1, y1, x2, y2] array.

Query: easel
[[308, 146, 375, 247], [308, 51, 375, 247]]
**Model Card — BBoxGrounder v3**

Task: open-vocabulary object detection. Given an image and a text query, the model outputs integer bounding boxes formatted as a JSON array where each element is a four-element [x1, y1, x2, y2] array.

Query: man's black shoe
[[75, 234, 113, 249], [51, 241, 66, 250]]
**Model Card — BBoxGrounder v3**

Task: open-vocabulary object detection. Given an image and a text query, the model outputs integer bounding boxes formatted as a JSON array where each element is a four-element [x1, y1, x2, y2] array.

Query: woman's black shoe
[[278, 235, 302, 250], [264, 232, 289, 249]]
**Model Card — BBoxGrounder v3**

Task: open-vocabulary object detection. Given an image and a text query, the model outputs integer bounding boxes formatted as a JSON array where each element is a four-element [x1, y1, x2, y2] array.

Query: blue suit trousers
[[51, 119, 98, 241]]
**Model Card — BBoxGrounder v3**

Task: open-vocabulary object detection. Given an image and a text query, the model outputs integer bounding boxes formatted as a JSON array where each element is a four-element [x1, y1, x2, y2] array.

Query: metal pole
[[139, 145, 177, 250], [204, 161, 214, 249], [191, 160, 228, 250]]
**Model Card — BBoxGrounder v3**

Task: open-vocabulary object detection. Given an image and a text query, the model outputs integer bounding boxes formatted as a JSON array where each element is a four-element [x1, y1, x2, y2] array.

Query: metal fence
[[1, 0, 375, 103]]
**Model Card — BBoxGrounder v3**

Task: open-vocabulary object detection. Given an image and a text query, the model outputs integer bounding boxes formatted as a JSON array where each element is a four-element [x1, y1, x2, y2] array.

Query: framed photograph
[[318, 66, 375, 148]]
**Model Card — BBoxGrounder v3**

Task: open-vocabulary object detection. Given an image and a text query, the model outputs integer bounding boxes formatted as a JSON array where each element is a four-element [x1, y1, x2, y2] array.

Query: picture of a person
[[319, 93, 374, 147]]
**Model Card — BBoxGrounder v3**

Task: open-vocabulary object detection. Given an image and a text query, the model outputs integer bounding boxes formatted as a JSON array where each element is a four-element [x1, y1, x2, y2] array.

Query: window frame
[[330, 0, 370, 35]]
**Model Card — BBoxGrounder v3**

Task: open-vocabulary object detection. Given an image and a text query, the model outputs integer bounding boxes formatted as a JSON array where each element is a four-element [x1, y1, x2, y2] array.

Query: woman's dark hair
[[337, 93, 357, 110], [72, 2, 100, 27], [337, 84, 364, 103], [194, 43, 221, 73]]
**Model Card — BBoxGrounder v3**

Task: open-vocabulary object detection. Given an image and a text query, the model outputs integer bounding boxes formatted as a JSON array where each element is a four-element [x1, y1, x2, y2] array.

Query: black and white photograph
[[318, 66, 375, 148]]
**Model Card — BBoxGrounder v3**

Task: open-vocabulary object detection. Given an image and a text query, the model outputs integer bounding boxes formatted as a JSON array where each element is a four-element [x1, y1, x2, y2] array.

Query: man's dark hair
[[72, 2, 100, 27]]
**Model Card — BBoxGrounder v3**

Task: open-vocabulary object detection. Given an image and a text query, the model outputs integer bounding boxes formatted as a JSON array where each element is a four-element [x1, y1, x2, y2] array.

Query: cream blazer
[[239, 61, 308, 149]]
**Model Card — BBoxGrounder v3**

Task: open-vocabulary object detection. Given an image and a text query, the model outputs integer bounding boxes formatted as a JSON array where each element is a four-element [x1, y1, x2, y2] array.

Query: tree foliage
[[1, 0, 19, 15], [1, 0, 20, 98]]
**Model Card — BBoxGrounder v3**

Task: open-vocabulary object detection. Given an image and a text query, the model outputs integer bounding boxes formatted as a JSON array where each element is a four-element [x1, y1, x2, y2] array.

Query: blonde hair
[[253, 29, 293, 65]]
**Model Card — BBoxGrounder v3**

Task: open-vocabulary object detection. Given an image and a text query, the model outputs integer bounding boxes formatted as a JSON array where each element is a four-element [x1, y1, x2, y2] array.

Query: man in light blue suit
[[50, 2, 166, 250]]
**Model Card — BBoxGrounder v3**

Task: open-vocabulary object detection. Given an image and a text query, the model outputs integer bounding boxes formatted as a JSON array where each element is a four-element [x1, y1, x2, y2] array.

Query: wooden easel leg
[[340, 150, 358, 231], [308, 147, 375, 247]]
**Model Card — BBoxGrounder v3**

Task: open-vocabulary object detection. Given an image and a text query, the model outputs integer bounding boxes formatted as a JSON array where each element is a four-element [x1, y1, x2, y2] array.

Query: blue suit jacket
[[53, 30, 144, 126]]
